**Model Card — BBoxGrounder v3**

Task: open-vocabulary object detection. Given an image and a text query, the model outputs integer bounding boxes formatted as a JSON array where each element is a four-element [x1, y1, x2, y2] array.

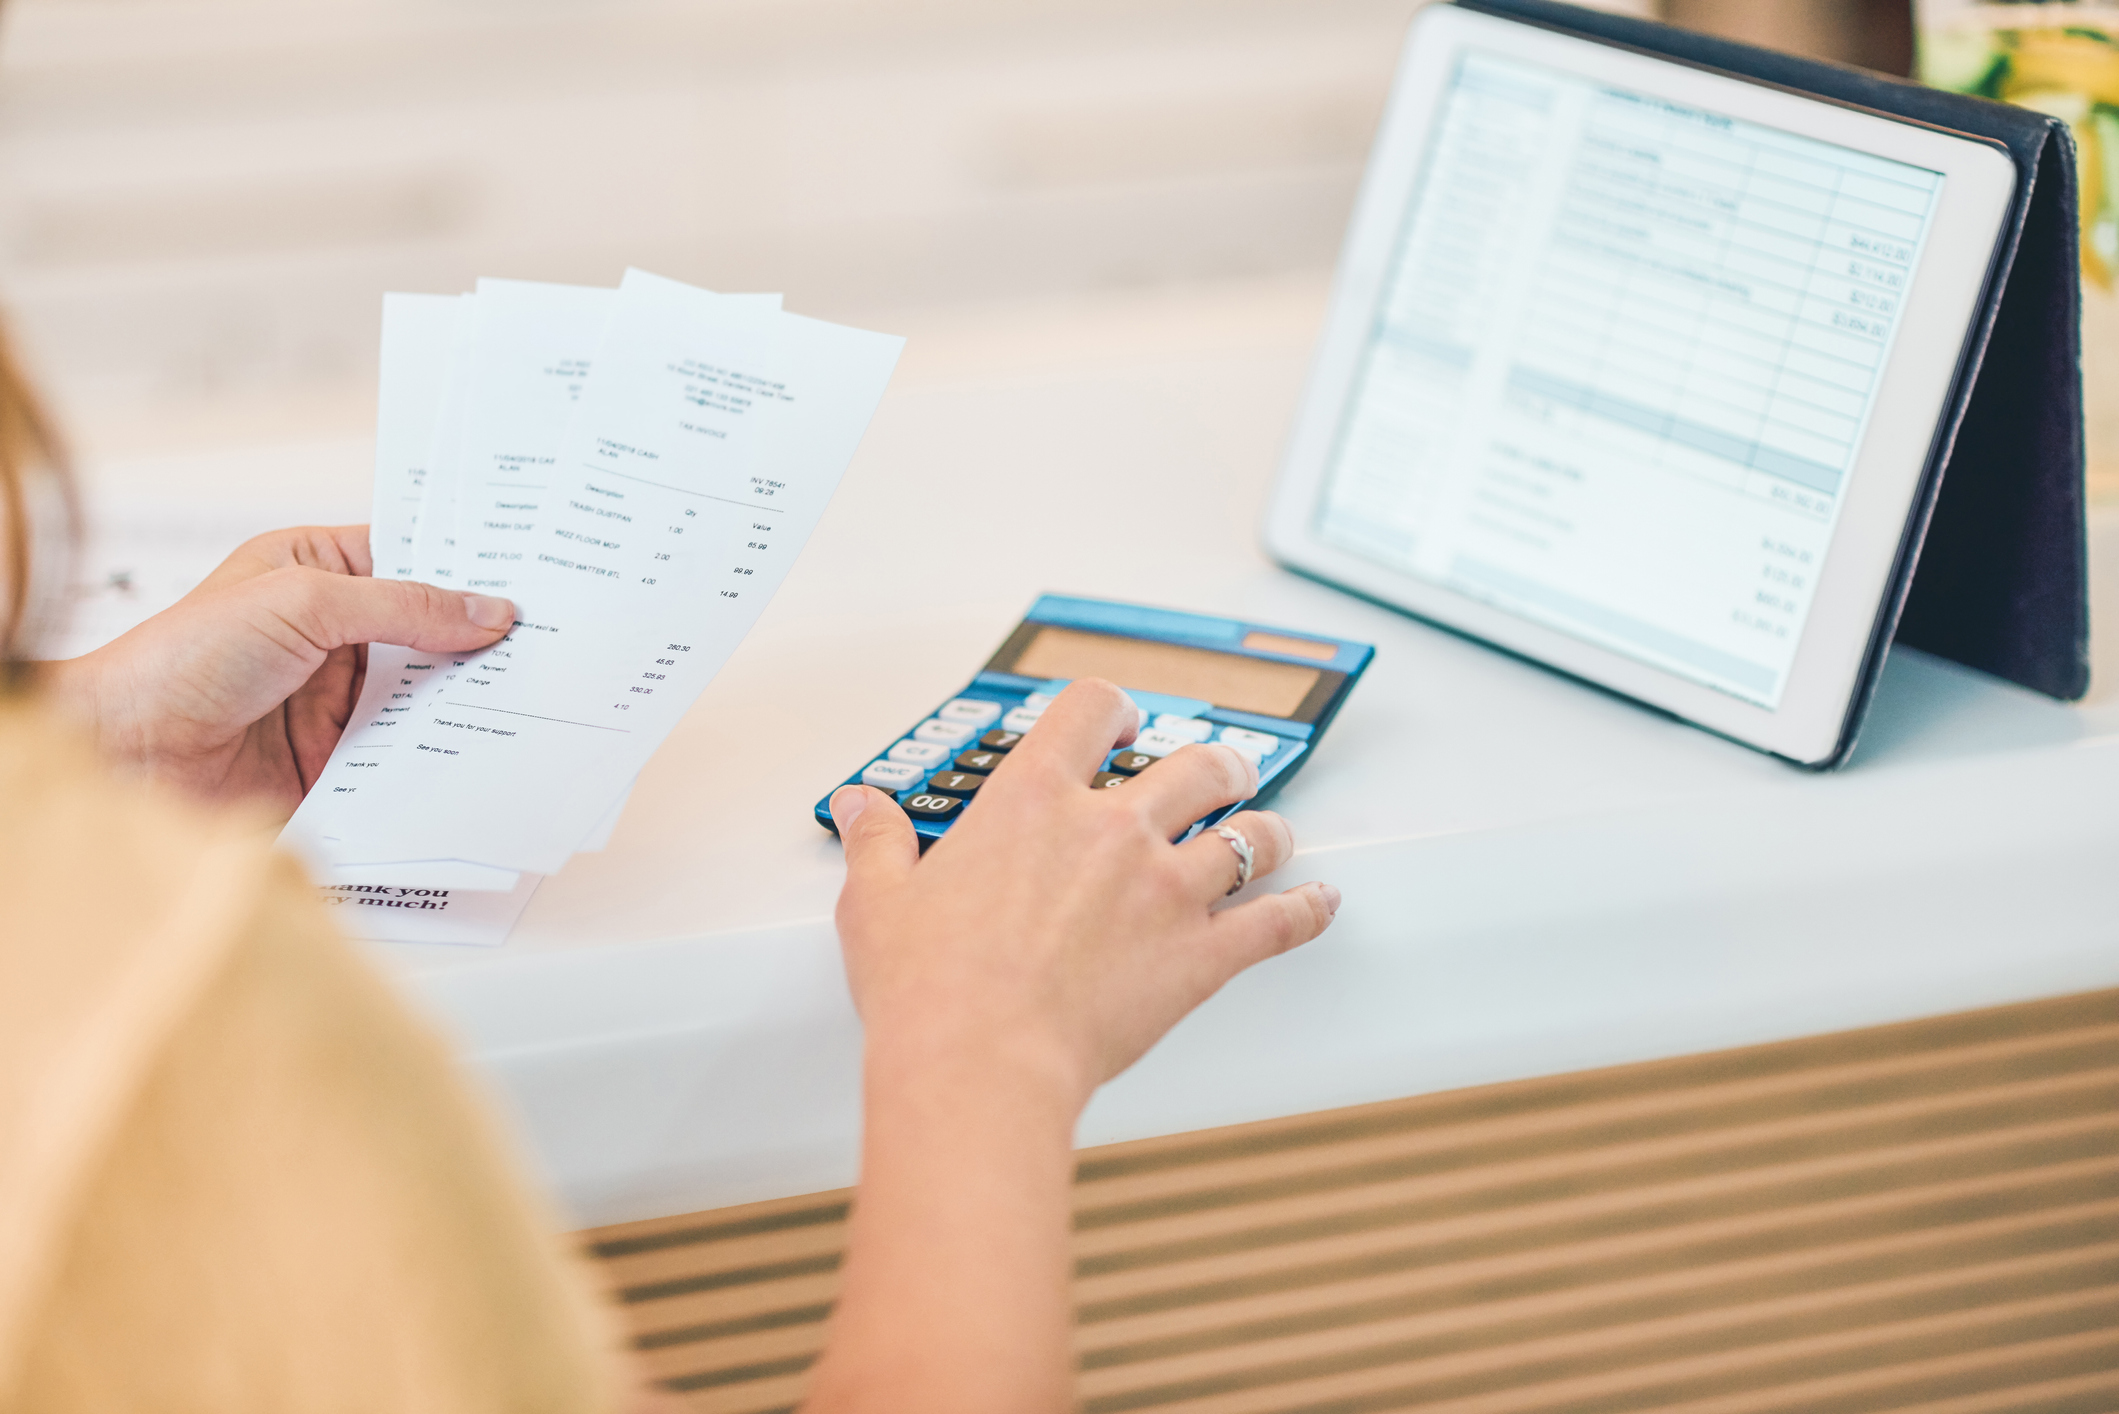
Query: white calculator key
[[1036, 691, 1144, 730], [1153, 715, 1214, 743], [914, 717, 977, 747], [938, 698, 1003, 728], [861, 759, 924, 793], [1128, 727, 1196, 759], [887, 738, 952, 768], [1002, 706, 1043, 734], [1217, 726, 1280, 761]]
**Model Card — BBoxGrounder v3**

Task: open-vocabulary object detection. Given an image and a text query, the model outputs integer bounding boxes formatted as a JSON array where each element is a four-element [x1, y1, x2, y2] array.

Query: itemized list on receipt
[[284, 269, 903, 881]]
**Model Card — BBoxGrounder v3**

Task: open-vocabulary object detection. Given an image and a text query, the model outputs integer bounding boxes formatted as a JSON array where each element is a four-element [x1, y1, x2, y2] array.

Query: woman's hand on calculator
[[828, 676, 1340, 1105], [805, 677, 1339, 1414]]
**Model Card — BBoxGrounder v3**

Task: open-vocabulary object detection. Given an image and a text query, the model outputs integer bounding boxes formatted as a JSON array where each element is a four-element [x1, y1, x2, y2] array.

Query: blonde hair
[[0, 322, 73, 677]]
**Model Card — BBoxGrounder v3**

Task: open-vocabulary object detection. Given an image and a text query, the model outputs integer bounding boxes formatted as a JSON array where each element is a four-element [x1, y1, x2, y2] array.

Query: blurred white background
[[0, 0, 1522, 456], [0, 0, 1944, 655]]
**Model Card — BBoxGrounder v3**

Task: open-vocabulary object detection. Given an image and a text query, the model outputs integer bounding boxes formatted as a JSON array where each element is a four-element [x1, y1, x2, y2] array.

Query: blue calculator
[[815, 595, 1375, 846]]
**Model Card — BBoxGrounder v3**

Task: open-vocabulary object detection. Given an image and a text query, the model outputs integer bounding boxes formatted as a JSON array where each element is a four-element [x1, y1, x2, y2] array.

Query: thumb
[[830, 785, 918, 903], [238, 566, 515, 655]]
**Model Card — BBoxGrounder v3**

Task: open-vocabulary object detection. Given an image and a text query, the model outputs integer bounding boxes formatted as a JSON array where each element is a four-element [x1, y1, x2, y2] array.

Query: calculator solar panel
[[815, 596, 1375, 847]]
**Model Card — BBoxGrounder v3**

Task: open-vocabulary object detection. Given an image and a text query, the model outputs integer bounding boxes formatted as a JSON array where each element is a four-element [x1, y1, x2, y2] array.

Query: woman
[[0, 324, 1339, 1412]]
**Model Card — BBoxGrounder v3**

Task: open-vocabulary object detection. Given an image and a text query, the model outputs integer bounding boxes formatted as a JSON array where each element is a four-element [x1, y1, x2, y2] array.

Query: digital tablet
[[1263, 3, 2020, 766]]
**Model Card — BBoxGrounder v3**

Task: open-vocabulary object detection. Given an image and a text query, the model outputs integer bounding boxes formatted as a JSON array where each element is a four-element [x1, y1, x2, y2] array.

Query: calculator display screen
[[1009, 626, 1321, 719]]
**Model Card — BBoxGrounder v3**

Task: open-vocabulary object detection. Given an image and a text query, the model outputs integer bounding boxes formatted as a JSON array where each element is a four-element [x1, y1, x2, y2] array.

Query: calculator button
[[914, 717, 978, 747], [887, 739, 952, 768], [1108, 750, 1157, 774], [938, 698, 1003, 728], [1001, 707, 1042, 734], [860, 760, 925, 793], [1217, 726, 1280, 761], [903, 792, 964, 820], [1128, 727, 1195, 758], [927, 771, 985, 797], [1024, 692, 1060, 710], [978, 729, 1024, 752], [1090, 772, 1131, 790], [955, 748, 1006, 773], [1153, 715, 1214, 743]]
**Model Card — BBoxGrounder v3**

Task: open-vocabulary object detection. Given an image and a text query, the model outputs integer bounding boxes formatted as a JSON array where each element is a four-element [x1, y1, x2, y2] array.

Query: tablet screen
[[1313, 49, 1943, 709]]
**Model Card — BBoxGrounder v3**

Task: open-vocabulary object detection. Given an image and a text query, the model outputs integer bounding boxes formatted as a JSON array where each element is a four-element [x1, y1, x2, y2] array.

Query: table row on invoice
[[1387, 69, 1938, 503]]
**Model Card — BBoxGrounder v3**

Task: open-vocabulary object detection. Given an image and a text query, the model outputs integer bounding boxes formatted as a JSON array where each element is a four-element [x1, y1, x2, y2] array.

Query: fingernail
[[1315, 882, 1342, 916], [830, 785, 868, 829], [462, 593, 514, 630]]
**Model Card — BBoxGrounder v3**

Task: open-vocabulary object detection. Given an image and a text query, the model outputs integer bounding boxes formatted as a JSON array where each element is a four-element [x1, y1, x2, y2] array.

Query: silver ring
[[1216, 824, 1254, 896]]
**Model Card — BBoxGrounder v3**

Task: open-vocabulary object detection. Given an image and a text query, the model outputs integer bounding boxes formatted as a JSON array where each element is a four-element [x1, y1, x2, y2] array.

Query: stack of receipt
[[283, 270, 902, 943]]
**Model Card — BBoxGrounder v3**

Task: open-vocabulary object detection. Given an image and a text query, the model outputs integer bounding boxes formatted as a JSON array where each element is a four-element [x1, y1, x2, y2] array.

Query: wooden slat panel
[[1072, 1121, 2118, 1318], [1071, 1070, 2119, 1276], [1069, 1026, 2119, 1224], [1073, 1196, 2119, 1372], [581, 989, 2119, 1413], [635, 1322, 829, 1387], [623, 1272, 842, 1351], [1079, 1262, 2119, 1413], [1072, 1204, 2119, 1375]]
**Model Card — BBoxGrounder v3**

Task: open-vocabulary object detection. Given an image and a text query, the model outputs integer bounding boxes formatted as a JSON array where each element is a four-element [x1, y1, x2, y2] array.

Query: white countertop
[[358, 300, 2119, 1228], [72, 281, 2119, 1228]]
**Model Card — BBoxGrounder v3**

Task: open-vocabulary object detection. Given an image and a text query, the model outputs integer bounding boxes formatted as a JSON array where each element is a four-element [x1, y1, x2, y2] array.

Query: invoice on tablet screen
[[1312, 49, 1941, 711]]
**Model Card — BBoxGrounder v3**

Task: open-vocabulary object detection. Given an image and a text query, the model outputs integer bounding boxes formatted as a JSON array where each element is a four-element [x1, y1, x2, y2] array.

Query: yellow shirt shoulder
[[0, 700, 619, 1414]]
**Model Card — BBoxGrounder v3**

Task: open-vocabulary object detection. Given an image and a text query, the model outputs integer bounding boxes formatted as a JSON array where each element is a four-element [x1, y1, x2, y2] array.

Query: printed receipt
[[315, 279, 778, 888], [370, 293, 465, 582], [339, 281, 608, 890], [284, 270, 902, 876], [319, 873, 542, 947], [449, 278, 615, 595]]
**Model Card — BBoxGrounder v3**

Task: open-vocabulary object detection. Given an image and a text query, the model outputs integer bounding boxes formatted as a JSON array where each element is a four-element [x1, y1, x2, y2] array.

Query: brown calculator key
[[903, 792, 965, 820], [954, 748, 1006, 774], [1108, 750, 1156, 774], [978, 729, 1024, 751], [927, 771, 985, 797], [1090, 772, 1130, 790]]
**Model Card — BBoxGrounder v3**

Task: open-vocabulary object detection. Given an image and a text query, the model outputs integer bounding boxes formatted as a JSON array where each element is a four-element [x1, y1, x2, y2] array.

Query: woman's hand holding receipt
[[808, 677, 1341, 1414], [38, 523, 512, 814]]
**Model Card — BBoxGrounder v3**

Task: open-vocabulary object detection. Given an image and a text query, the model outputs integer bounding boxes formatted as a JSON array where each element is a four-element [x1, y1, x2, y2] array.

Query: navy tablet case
[[1456, 0, 2091, 748]]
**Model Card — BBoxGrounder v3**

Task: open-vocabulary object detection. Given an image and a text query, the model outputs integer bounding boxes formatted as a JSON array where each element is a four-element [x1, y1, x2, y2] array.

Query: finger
[[203, 525, 373, 589], [235, 565, 513, 655], [1210, 881, 1341, 968], [285, 639, 366, 787], [1174, 810, 1294, 899], [319, 525, 376, 578], [830, 785, 917, 907], [1006, 678, 1139, 784], [1118, 742, 1256, 835]]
